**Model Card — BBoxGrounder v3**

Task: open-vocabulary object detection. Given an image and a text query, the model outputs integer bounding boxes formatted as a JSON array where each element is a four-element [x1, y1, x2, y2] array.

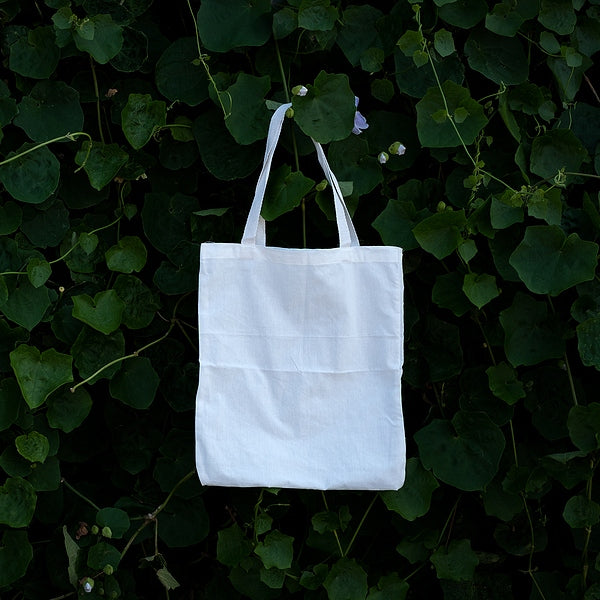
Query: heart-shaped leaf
[[430, 539, 479, 581], [15, 431, 49, 463], [509, 226, 598, 296], [381, 458, 439, 521], [0, 143, 60, 204], [0, 477, 36, 528], [10, 344, 73, 409], [254, 530, 294, 570], [121, 93, 166, 150], [72, 290, 125, 335], [292, 71, 356, 143], [415, 411, 505, 491], [105, 236, 147, 273], [0, 530, 33, 587], [75, 141, 129, 191]]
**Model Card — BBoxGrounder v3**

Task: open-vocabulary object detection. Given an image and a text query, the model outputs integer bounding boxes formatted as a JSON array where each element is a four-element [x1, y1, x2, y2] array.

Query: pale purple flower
[[352, 96, 368, 135]]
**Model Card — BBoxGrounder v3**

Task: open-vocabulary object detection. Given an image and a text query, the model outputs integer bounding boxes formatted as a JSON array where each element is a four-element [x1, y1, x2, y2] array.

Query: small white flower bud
[[292, 85, 308, 97], [389, 141, 407, 156], [378, 152, 389, 164]]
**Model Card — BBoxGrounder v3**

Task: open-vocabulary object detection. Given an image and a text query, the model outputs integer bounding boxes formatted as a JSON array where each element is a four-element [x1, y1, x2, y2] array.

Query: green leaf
[[217, 524, 253, 567], [157, 567, 180, 591], [368, 574, 409, 600], [530, 129, 588, 181], [46, 387, 92, 433], [121, 93, 166, 150], [223, 74, 271, 145], [9, 26, 59, 79], [110, 26, 148, 72], [567, 403, 600, 452], [155, 38, 208, 107], [14, 81, 84, 143], [0, 202, 22, 235], [432, 272, 471, 317], [412, 210, 467, 259], [430, 539, 479, 581], [109, 357, 159, 409], [323, 558, 368, 600], [10, 345, 73, 409], [0, 144, 60, 204], [142, 192, 196, 253], [74, 14, 124, 63], [434, 29, 456, 57], [462, 273, 500, 309], [485, 2, 526, 36], [0, 530, 33, 587], [197, 0, 272, 52], [193, 109, 262, 180], [15, 431, 49, 463], [577, 317, 600, 370], [0, 477, 36, 528], [292, 71, 356, 143], [486, 362, 526, 405], [380, 458, 439, 521], [21, 199, 69, 249], [415, 411, 505, 491], [262, 166, 315, 221], [538, 0, 576, 34], [527, 188, 562, 225], [509, 226, 598, 296], [26, 258, 51, 288], [87, 541, 121, 570], [105, 235, 147, 273], [500, 293, 565, 366], [0, 378, 22, 432], [75, 141, 129, 190], [62, 526, 80, 588], [438, 0, 487, 28], [72, 290, 126, 335], [395, 50, 465, 99], [336, 5, 383, 66], [158, 496, 209, 548], [298, 0, 338, 31], [416, 81, 488, 147], [113, 274, 159, 329], [96, 507, 131, 539], [465, 30, 528, 85], [563, 496, 600, 528], [254, 530, 294, 570]]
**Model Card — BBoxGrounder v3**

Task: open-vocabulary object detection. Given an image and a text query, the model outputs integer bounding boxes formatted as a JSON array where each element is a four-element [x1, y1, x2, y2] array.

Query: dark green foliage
[[0, 0, 599, 598]]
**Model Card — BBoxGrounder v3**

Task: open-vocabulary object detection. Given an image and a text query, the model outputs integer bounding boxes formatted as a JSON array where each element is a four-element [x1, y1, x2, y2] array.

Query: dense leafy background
[[1, 0, 600, 598]]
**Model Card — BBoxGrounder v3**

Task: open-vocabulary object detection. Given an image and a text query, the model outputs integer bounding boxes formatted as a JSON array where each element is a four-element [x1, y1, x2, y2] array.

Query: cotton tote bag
[[196, 102, 405, 490]]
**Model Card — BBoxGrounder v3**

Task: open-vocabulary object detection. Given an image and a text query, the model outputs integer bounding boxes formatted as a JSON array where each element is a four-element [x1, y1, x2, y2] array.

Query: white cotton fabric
[[196, 103, 405, 490]]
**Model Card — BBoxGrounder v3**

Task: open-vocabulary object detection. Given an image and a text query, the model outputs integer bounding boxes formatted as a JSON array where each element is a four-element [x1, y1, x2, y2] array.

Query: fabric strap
[[241, 102, 360, 248]]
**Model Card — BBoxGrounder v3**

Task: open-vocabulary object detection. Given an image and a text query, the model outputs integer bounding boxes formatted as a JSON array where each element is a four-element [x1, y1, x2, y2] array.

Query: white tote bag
[[196, 102, 405, 490]]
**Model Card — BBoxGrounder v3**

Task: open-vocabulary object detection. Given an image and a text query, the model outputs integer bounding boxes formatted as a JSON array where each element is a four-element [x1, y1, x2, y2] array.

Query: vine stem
[[321, 491, 344, 557], [120, 470, 196, 560], [0, 215, 123, 279], [582, 461, 595, 588], [61, 478, 101, 512], [0, 132, 92, 168], [185, 0, 231, 118], [414, 9, 516, 195], [274, 37, 306, 247], [343, 494, 378, 557], [90, 56, 105, 144], [70, 294, 187, 393]]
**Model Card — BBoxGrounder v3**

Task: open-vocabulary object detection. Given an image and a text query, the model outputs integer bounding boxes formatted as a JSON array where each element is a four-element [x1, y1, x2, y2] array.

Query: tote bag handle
[[241, 102, 360, 248]]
